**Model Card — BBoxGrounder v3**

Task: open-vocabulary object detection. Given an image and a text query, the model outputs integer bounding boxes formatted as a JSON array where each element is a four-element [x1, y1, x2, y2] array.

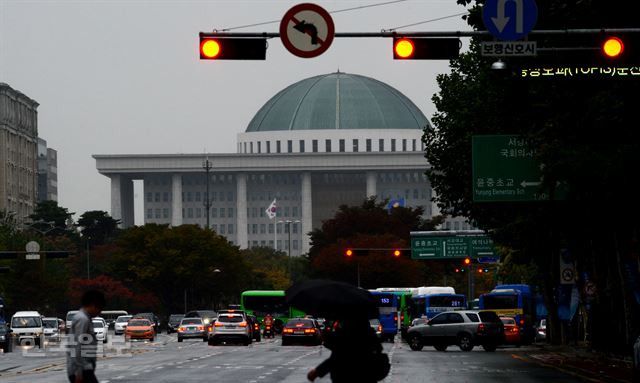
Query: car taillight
[[304, 328, 316, 334], [378, 325, 382, 333], [208, 325, 213, 331], [511, 327, 519, 333], [214, 322, 224, 327], [394, 316, 398, 322], [239, 322, 247, 327], [283, 328, 294, 334], [197, 326, 204, 331], [520, 319, 524, 325], [478, 324, 485, 333], [401, 313, 404, 321]]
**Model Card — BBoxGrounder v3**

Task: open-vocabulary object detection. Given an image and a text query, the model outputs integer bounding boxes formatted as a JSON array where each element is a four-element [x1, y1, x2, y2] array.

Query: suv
[[10, 311, 44, 347], [208, 313, 251, 346], [406, 310, 504, 352]]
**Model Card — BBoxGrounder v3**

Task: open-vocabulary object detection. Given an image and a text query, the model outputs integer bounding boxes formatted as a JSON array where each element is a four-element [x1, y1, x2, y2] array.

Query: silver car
[[42, 317, 60, 342], [406, 310, 504, 352], [177, 318, 207, 342], [208, 313, 251, 346]]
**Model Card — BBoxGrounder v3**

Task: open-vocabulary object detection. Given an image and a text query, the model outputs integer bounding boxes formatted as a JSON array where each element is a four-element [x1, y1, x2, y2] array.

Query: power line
[[221, 0, 409, 31], [386, 11, 469, 31]]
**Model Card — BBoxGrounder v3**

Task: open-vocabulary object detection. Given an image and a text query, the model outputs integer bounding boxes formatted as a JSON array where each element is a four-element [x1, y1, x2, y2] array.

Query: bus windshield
[[483, 294, 518, 309], [242, 295, 288, 317]]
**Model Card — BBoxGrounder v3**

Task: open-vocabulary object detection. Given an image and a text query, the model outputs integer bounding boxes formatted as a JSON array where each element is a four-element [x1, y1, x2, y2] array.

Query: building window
[[228, 224, 234, 234], [187, 208, 193, 218], [244, 142, 247, 153], [195, 208, 202, 218], [292, 223, 298, 233], [154, 192, 160, 202], [402, 139, 407, 152], [220, 208, 225, 218], [257, 141, 261, 154], [163, 192, 169, 202], [266, 141, 271, 154], [212, 224, 218, 232], [260, 207, 265, 218], [454, 221, 460, 230], [212, 208, 217, 218], [228, 207, 234, 218], [366, 139, 372, 152], [277, 141, 281, 153], [379, 139, 385, 152], [292, 206, 298, 217], [195, 192, 201, 202], [339, 139, 345, 152], [146, 209, 153, 219], [326, 139, 332, 152], [163, 208, 169, 218], [227, 191, 233, 201], [312, 140, 318, 152], [413, 189, 419, 199], [220, 225, 226, 234], [277, 240, 282, 249], [252, 240, 259, 248], [299, 140, 305, 153], [212, 191, 217, 201], [261, 240, 266, 247], [252, 207, 257, 217], [391, 139, 397, 152], [293, 240, 298, 250], [269, 240, 274, 248], [412, 139, 417, 151], [269, 224, 274, 234], [182, 208, 185, 218], [260, 224, 266, 234], [220, 191, 225, 201], [284, 206, 290, 217], [287, 140, 293, 153], [352, 139, 359, 152], [252, 224, 258, 234], [187, 192, 193, 202], [277, 224, 282, 234], [250, 142, 254, 153]]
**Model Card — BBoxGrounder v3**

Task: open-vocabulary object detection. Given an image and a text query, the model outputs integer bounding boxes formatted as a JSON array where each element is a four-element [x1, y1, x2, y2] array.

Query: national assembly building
[[94, 72, 470, 255]]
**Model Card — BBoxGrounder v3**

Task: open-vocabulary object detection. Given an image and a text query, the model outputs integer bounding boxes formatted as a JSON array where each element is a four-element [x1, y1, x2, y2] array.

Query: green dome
[[246, 72, 429, 132]]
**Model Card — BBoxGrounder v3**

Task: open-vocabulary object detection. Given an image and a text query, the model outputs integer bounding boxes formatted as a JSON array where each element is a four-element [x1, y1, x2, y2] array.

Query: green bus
[[240, 290, 304, 333]]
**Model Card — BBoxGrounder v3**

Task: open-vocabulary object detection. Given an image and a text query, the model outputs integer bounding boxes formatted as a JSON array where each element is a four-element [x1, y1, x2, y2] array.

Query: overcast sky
[[0, 0, 470, 222]]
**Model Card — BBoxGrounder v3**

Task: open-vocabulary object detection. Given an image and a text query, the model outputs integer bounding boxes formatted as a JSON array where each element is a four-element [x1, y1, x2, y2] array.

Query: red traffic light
[[455, 268, 460, 273], [393, 249, 402, 257], [345, 249, 353, 257], [201, 39, 221, 59], [464, 258, 471, 265], [393, 37, 460, 60], [394, 39, 414, 59], [477, 267, 484, 273], [602, 37, 624, 58], [198, 36, 267, 60]]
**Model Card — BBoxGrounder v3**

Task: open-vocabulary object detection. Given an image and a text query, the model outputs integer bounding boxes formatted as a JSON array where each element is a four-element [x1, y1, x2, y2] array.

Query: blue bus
[[409, 286, 466, 320], [369, 291, 398, 342], [479, 284, 536, 344]]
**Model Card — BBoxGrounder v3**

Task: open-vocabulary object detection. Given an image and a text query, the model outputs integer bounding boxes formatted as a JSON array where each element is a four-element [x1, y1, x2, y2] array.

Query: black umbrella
[[285, 279, 378, 319]]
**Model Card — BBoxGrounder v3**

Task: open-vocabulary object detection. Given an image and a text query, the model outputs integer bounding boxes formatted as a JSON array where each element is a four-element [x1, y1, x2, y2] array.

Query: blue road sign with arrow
[[483, 0, 538, 41]]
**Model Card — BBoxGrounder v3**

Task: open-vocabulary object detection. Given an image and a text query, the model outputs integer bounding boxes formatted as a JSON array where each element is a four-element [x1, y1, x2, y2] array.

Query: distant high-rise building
[[37, 138, 58, 202], [0, 83, 39, 221]]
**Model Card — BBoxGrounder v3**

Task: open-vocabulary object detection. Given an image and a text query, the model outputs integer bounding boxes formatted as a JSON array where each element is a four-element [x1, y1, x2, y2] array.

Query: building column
[[110, 174, 134, 228], [301, 172, 312, 255], [236, 173, 248, 249], [171, 174, 183, 227], [366, 171, 377, 199]]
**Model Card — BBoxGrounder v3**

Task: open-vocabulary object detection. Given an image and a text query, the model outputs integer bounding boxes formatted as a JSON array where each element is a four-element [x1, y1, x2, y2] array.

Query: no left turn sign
[[280, 3, 335, 58]]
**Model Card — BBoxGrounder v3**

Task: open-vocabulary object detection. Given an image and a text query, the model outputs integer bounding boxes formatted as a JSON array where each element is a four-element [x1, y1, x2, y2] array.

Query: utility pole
[[202, 157, 213, 229], [86, 237, 91, 280]]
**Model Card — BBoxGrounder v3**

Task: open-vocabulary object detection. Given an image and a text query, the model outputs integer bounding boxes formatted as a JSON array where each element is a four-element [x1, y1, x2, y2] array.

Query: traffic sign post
[[280, 3, 335, 58], [482, 0, 538, 41], [472, 135, 567, 202], [411, 231, 498, 260]]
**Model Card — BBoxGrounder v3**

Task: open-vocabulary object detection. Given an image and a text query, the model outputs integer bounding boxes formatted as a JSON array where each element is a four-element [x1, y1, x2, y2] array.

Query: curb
[[511, 353, 631, 383]]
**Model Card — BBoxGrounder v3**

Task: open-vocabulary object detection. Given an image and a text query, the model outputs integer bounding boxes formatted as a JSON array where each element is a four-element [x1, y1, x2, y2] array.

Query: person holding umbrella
[[285, 280, 390, 382]]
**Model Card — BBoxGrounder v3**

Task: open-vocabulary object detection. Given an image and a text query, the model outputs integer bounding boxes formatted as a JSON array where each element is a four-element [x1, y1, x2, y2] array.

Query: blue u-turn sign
[[483, 0, 538, 41]]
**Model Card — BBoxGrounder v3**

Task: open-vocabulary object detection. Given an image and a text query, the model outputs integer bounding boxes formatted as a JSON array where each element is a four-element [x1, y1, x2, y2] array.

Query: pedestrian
[[67, 290, 106, 383], [307, 317, 389, 382]]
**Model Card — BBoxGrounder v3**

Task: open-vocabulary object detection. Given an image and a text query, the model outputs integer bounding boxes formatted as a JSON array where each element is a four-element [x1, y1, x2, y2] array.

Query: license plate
[[295, 330, 304, 334], [225, 325, 235, 329]]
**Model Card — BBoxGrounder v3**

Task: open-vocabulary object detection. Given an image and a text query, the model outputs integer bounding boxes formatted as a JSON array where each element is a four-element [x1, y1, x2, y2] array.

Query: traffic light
[[463, 257, 472, 266], [392, 249, 410, 258], [199, 37, 267, 60], [455, 267, 465, 273], [602, 36, 624, 58], [393, 38, 460, 60], [344, 248, 368, 257]]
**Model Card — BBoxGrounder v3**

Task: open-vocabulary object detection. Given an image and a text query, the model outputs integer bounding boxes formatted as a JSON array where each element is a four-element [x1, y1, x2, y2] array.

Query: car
[[10, 311, 44, 347], [177, 317, 208, 342], [500, 317, 521, 346], [166, 314, 184, 334], [246, 315, 261, 342], [125, 318, 155, 341], [133, 313, 160, 334], [208, 312, 251, 346], [114, 315, 133, 335], [282, 318, 322, 346], [184, 310, 217, 330], [406, 310, 504, 352], [65, 310, 78, 334], [42, 317, 61, 342], [100, 310, 128, 329], [536, 318, 547, 342], [0, 324, 12, 351], [370, 319, 383, 339], [92, 317, 108, 344]]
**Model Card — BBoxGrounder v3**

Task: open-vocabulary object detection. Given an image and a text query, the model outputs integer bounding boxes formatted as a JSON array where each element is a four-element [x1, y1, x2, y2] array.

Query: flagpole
[[274, 199, 277, 251]]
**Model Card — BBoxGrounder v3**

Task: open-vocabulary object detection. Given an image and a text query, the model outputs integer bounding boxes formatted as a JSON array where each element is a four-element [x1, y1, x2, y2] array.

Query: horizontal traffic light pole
[[0, 251, 73, 259], [200, 28, 640, 39]]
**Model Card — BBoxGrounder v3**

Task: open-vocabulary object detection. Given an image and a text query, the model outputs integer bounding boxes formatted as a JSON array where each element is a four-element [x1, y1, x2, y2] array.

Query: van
[[101, 310, 128, 329], [10, 311, 44, 347]]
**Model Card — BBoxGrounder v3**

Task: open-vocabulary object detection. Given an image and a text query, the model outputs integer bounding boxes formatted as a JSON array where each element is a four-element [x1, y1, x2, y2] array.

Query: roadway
[[0, 332, 585, 383]]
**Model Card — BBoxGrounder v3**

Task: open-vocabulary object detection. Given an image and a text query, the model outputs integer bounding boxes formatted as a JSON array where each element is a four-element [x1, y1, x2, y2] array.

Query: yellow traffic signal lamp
[[393, 37, 460, 60], [464, 257, 471, 266], [477, 267, 484, 273], [602, 36, 624, 58], [393, 249, 402, 257], [199, 36, 267, 60], [345, 249, 353, 257]]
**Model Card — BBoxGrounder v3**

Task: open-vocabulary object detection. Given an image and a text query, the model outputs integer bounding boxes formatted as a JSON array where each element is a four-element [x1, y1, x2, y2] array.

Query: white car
[[11, 311, 44, 347], [42, 317, 61, 342], [65, 310, 78, 334], [114, 315, 133, 335], [92, 317, 108, 344]]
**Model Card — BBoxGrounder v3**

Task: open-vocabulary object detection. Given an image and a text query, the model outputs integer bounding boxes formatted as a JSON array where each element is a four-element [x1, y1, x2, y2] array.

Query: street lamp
[[202, 157, 213, 230], [277, 219, 300, 277]]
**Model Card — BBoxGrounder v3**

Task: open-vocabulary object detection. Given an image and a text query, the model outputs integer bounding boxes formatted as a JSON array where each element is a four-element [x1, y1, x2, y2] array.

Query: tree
[[425, 0, 640, 351], [78, 210, 120, 245], [28, 200, 74, 235]]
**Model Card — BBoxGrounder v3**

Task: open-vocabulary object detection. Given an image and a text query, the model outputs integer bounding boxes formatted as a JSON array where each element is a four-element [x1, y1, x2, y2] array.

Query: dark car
[[247, 315, 261, 342], [633, 335, 639, 382], [167, 314, 185, 334], [406, 310, 504, 352], [282, 318, 322, 346], [0, 324, 11, 351], [185, 310, 217, 333], [133, 313, 160, 334]]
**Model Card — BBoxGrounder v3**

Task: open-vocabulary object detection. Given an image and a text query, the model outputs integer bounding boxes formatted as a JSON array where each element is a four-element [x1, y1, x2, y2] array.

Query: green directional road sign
[[472, 135, 566, 202], [411, 233, 497, 260]]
